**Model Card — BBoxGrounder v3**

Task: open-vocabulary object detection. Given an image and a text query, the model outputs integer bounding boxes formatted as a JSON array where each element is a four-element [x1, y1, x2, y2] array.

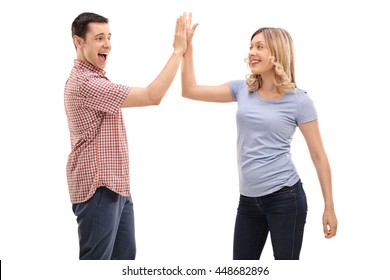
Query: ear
[[73, 35, 83, 49]]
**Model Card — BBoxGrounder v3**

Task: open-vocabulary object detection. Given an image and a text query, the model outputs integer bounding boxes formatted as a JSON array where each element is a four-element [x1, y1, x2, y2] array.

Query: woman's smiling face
[[248, 32, 273, 75]]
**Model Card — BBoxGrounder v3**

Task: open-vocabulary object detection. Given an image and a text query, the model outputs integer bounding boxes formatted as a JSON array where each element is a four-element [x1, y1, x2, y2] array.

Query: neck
[[257, 79, 289, 100], [259, 78, 282, 94]]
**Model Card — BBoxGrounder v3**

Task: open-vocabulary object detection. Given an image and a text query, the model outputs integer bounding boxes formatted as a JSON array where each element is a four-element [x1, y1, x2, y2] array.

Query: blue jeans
[[233, 180, 307, 260], [72, 187, 136, 260]]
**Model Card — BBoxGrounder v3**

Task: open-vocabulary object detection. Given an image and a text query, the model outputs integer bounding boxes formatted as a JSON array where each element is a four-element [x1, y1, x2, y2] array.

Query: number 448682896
[[215, 266, 269, 276]]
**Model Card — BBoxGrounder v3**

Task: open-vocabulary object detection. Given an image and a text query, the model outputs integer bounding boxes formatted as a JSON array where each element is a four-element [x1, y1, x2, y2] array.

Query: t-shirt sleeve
[[229, 80, 244, 101], [81, 75, 130, 114], [296, 91, 318, 125]]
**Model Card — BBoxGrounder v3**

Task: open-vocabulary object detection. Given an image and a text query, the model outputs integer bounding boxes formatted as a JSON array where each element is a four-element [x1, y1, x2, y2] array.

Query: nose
[[103, 38, 111, 49]]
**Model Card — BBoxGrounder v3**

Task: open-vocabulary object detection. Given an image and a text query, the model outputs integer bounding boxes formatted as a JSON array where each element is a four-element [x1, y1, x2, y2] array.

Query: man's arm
[[121, 14, 187, 108]]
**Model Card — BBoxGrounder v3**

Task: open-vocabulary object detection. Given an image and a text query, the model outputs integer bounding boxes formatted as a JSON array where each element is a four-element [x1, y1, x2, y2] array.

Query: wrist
[[324, 203, 335, 211], [173, 48, 185, 55]]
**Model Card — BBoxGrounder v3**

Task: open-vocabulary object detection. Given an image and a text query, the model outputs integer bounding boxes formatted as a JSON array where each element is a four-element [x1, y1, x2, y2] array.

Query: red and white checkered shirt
[[64, 60, 131, 204]]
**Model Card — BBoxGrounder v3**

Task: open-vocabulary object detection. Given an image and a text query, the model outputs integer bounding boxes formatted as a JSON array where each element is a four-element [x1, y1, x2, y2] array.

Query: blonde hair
[[245, 27, 296, 92]]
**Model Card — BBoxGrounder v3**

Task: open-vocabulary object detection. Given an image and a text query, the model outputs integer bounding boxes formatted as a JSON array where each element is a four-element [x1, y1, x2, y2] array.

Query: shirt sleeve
[[229, 80, 244, 101], [81, 75, 130, 115], [296, 91, 318, 125]]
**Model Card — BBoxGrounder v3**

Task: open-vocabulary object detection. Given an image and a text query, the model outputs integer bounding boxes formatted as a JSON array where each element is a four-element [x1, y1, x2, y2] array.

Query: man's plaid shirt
[[64, 60, 131, 204]]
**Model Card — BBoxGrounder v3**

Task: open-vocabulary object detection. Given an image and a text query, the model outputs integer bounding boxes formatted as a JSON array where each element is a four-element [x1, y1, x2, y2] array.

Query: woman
[[181, 14, 337, 260]]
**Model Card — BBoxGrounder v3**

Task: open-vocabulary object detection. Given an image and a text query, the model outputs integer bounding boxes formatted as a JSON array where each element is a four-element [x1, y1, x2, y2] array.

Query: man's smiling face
[[74, 22, 111, 69]]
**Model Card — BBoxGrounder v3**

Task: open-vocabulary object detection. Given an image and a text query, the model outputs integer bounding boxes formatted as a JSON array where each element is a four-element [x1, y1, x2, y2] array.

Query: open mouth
[[98, 53, 107, 63], [251, 60, 260, 66]]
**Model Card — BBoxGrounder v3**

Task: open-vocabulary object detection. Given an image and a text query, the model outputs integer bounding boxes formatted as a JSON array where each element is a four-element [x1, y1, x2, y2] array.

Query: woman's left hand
[[323, 209, 338, 238]]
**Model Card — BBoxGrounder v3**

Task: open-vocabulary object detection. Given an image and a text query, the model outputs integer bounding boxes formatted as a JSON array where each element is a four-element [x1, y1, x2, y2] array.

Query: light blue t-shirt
[[230, 80, 317, 197]]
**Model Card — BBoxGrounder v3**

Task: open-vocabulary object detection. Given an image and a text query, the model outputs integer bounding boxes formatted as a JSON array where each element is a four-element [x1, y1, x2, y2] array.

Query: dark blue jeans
[[233, 180, 307, 260], [72, 187, 136, 260]]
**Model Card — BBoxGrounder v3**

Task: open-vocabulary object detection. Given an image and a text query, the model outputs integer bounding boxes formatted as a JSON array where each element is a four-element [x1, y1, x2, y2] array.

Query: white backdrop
[[1, 0, 389, 279]]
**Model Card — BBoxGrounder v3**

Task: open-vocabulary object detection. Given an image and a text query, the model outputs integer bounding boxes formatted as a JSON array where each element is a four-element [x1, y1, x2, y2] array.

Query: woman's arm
[[299, 120, 338, 239], [181, 14, 233, 103]]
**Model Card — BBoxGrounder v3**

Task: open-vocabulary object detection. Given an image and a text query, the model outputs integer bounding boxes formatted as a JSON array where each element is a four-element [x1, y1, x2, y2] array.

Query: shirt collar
[[74, 59, 106, 76]]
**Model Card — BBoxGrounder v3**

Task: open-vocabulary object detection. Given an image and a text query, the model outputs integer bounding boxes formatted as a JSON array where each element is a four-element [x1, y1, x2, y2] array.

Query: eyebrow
[[251, 40, 266, 45], [94, 32, 111, 38]]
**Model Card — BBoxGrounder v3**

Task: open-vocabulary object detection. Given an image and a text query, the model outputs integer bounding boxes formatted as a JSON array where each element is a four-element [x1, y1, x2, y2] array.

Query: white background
[[1, 0, 389, 279]]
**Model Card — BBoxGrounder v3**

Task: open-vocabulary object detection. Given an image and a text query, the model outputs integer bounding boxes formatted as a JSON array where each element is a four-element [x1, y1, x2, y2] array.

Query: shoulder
[[294, 88, 309, 96], [292, 88, 317, 120], [293, 88, 314, 103], [230, 79, 246, 88], [229, 79, 250, 94], [229, 80, 249, 101]]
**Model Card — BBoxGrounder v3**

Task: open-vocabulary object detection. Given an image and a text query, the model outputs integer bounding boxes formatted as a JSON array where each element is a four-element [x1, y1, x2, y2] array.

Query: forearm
[[145, 50, 183, 105], [313, 155, 334, 210], [314, 154, 338, 238], [181, 44, 197, 98]]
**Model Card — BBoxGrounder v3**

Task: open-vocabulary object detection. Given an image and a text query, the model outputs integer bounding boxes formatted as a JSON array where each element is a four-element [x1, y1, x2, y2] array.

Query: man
[[64, 12, 187, 260]]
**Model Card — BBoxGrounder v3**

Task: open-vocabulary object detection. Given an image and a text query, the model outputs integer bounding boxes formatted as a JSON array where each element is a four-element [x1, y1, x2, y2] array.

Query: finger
[[324, 222, 337, 238], [189, 13, 198, 33], [175, 18, 180, 33], [191, 23, 199, 33], [188, 12, 192, 29], [325, 230, 335, 238], [177, 15, 184, 34], [181, 15, 187, 35], [180, 12, 185, 30]]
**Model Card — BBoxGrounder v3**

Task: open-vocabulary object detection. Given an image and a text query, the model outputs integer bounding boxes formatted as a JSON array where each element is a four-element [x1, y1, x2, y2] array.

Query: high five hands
[[173, 12, 199, 55]]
